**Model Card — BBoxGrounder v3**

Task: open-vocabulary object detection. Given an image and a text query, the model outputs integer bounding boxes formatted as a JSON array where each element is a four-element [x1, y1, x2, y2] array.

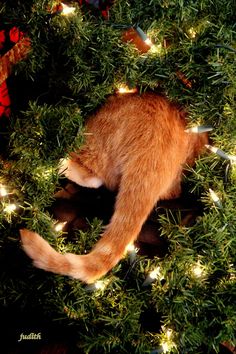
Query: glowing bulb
[[94, 280, 106, 291], [185, 125, 213, 133], [135, 26, 153, 48], [4, 203, 17, 213], [144, 37, 153, 46], [188, 27, 197, 39], [0, 185, 8, 197], [117, 84, 137, 94], [126, 243, 135, 252], [161, 341, 171, 353], [209, 188, 222, 208], [61, 2, 76, 16], [86, 279, 109, 292], [54, 221, 67, 232], [192, 264, 203, 277], [149, 266, 162, 279], [143, 266, 164, 286], [159, 327, 175, 353], [209, 188, 219, 202], [126, 242, 138, 264], [191, 261, 206, 278]]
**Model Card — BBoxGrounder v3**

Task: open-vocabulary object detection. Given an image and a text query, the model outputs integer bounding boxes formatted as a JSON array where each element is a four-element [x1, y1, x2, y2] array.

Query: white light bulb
[[191, 261, 206, 279], [185, 125, 213, 133], [144, 37, 153, 46], [54, 221, 67, 232], [192, 265, 203, 277], [209, 188, 222, 208], [0, 185, 7, 197], [209, 188, 219, 202], [126, 243, 135, 252], [143, 266, 164, 286], [126, 243, 138, 264], [149, 266, 162, 280], [94, 280, 106, 291], [61, 2, 76, 16], [117, 85, 137, 94], [188, 27, 197, 38], [161, 341, 170, 353], [4, 203, 17, 213]]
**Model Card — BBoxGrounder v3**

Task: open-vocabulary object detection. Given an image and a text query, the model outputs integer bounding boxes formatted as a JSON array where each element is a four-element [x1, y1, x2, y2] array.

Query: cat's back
[[86, 92, 186, 139], [76, 92, 205, 190]]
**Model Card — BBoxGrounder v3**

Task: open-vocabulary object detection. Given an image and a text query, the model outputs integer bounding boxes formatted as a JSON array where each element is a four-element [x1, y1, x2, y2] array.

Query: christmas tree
[[0, 1, 235, 353]]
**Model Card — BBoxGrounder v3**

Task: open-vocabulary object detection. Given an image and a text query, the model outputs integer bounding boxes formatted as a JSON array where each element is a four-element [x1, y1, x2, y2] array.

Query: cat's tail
[[20, 225, 135, 284], [20, 159, 176, 283], [20, 228, 103, 283]]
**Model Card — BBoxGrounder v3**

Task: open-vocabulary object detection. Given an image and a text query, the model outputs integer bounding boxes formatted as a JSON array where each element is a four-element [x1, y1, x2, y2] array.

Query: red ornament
[[0, 30, 5, 50], [0, 81, 11, 117], [0, 27, 30, 118], [9, 27, 24, 43]]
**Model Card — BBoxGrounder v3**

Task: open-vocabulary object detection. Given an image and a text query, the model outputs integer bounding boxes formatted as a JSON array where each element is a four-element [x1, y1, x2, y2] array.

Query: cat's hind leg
[[59, 153, 103, 189]]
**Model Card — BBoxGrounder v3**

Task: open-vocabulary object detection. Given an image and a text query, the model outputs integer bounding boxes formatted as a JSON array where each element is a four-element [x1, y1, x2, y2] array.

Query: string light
[[149, 267, 162, 279], [229, 272, 236, 281], [61, 2, 76, 16], [54, 221, 67, 232], [161, 342, 171, 353], [205, 144, 234, 161], [191, 260, 206, 279], [117, 84, 138, 94], [188, 27, 197, 39], [185, 125, 213, 133], [4, 203, 17, 213], [135, 26, 153, 47], [160, 327, 175, 353], [86, 279, 109, 292], [143, 266, 164, 286], [144, 37, 153, 47], [126, 243, 136, 253], [94, 280, 107, 291], [209, 188, 222, 208], [192, 263, 204, 278], [126, 243, 139, 264], [0, 185, 8, 197]]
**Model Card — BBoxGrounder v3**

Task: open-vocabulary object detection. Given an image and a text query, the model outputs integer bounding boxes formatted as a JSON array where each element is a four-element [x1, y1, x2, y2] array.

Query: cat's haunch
[[20, 93, 208, 283]]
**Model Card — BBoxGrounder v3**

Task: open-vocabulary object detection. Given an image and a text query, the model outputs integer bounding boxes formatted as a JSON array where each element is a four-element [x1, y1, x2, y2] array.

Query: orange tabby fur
[[20, 93, 208, 283]]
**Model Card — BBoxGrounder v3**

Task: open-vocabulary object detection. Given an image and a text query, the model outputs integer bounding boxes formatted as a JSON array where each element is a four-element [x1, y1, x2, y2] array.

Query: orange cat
[[20, 93, 208, 283]]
